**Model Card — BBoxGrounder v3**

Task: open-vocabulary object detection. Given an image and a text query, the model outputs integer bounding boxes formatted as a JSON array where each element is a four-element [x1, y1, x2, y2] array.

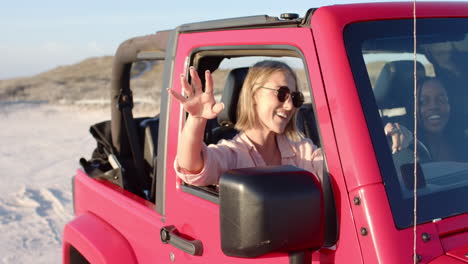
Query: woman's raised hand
[[167, 66, 224, 120]]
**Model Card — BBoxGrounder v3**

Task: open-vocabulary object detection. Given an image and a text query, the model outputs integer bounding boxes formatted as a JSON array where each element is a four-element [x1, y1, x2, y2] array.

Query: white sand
[[0, 102, 110, 263]]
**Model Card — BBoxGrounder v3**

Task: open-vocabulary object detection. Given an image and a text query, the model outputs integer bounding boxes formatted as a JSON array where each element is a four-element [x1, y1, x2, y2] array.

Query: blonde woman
[[167, 60, 323, 186]]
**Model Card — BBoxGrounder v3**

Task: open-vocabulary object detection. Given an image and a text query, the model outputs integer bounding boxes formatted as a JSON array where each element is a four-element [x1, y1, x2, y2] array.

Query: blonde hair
[[235, 60, 303, 141]]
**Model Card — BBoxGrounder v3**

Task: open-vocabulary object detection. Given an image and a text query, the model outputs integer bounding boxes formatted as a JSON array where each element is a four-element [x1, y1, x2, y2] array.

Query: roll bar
[[110, 31, 170, 153]]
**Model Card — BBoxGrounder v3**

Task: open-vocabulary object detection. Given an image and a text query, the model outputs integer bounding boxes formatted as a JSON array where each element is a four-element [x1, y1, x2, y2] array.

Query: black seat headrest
[[374, 60, 426, 110], [217, 67, 249, 127], [296, 103, 320, 146]]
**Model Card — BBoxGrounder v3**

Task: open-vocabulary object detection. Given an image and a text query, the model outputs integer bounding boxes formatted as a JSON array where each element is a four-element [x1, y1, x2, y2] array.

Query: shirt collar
[[237, 132, 256, 150], [276, 133, 296, 158], [238, 132, 296, 158]]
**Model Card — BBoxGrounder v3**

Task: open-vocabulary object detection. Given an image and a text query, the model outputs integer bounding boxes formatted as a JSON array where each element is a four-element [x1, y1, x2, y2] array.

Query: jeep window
[[345, 18, 468, 228], [180, 49, 322, 201]]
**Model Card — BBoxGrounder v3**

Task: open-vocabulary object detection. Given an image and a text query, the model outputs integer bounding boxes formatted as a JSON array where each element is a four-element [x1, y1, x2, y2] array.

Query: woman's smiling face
[[419, 79, 451, 134], [253, 71, 297, 135]]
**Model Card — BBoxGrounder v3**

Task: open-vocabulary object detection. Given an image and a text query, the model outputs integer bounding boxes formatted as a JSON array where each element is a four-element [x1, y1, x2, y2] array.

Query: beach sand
[[0, 102, 111, 263]]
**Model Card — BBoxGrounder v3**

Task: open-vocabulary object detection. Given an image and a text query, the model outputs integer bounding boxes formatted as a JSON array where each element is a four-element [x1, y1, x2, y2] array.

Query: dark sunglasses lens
[[276, 87, 290, 102], [292, 92, 304, 108]]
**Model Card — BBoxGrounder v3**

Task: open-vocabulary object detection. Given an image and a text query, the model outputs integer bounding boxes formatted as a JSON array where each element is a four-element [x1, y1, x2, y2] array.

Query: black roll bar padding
[[110, 31, 171, 154]]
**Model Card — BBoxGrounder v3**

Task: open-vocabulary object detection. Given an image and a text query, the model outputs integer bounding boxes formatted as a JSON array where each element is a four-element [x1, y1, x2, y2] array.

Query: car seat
[[209, 67, 249, 144], [373, 60, 426, 127]]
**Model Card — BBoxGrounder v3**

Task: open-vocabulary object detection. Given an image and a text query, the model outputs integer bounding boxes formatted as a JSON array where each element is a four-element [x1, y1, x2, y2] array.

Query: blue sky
[[0, 0, 455, 79]]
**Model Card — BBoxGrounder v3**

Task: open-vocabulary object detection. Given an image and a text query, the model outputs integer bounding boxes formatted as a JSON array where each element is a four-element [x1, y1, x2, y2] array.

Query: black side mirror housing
[[219, 165, 324, 258]]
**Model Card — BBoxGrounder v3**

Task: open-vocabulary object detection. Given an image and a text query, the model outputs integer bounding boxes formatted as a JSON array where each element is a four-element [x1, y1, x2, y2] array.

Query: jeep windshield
[[345, 18, 468, 228]]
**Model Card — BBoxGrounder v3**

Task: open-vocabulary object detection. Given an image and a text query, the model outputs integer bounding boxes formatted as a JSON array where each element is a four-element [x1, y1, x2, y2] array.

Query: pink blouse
[[174, 132, 324, 186]]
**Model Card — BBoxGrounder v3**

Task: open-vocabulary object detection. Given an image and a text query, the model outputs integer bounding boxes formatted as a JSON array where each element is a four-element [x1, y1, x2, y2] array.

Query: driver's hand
[[384, 122, 413, 154]]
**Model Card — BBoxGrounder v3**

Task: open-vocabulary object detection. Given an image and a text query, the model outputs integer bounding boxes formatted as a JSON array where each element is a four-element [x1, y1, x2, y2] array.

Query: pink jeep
[[63, 2, 468, 263]]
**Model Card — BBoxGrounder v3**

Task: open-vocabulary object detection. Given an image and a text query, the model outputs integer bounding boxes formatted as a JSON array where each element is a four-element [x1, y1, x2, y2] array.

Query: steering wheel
[[393, 141, 432, 164], [411, 140, 432, 162], [388, 137, 432, 163]]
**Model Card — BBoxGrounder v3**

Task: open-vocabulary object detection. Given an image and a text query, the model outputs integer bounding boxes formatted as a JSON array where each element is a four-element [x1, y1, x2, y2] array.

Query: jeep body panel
[[68, 171, 165, 263], [62, 211, 137, 264]]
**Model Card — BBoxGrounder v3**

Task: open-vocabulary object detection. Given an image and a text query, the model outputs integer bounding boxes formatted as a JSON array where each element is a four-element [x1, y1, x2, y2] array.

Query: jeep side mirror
[[219, 165, 324, 260]]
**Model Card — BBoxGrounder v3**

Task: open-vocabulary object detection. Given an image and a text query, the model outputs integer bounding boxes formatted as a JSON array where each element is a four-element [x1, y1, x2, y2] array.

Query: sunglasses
[[259, 86, 304, 108]]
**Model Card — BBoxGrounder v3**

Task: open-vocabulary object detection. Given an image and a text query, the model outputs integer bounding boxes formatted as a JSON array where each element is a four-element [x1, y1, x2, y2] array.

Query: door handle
[[160, 225, 203, 256]]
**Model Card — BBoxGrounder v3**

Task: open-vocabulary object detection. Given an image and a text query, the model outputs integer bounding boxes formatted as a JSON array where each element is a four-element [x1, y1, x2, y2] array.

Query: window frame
[[178, 44, 326, 202]]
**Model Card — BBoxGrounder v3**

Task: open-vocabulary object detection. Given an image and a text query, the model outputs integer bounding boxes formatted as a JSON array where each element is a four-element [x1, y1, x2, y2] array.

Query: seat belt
[[118, 90, 148, 198]]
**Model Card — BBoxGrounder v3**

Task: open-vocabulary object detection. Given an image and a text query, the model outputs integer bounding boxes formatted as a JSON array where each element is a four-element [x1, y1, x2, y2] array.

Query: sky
[[0, 0, 460, 79]]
